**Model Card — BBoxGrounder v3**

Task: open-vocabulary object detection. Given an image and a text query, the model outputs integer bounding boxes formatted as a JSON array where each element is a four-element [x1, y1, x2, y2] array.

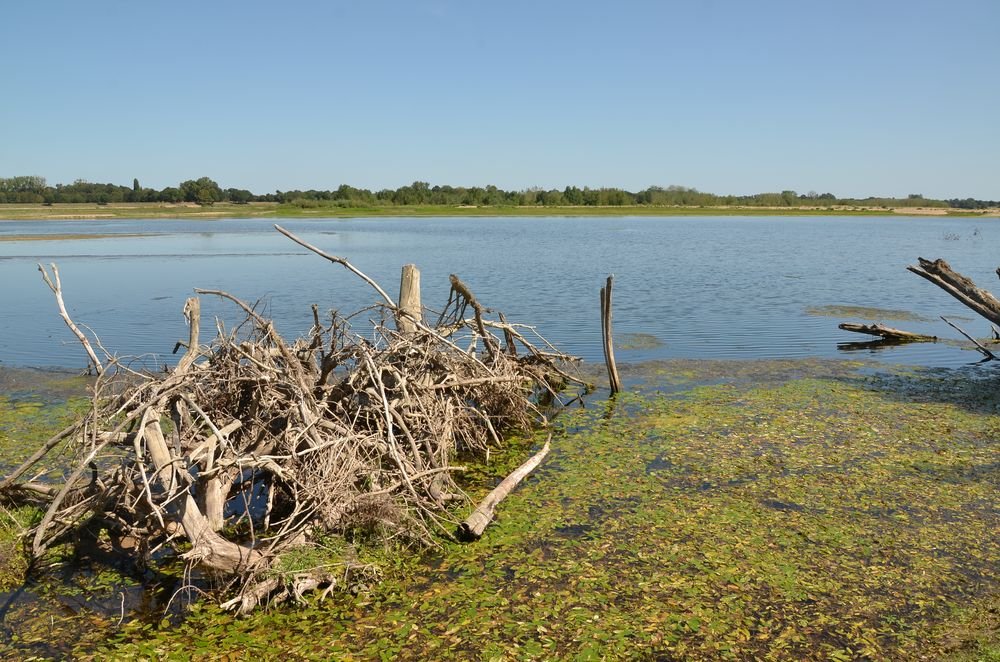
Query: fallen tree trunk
[[838, 322, 936, 342], [907, 258, 1000, 327], [458, 437, 551, 541]]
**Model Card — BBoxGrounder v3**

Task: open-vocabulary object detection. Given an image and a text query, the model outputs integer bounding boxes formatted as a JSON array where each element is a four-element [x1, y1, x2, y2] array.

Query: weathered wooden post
[[600, 275, 623, 395], [397, 264, 422, 332]]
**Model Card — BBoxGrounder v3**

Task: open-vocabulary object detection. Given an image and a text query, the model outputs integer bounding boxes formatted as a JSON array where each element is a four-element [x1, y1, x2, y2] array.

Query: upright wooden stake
[[601, 275, 623, 395], [397, 264, 422, 333]]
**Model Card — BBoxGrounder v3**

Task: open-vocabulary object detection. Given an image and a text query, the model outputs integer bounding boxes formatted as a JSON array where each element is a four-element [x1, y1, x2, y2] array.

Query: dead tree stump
[[397, 264, 422, 333]]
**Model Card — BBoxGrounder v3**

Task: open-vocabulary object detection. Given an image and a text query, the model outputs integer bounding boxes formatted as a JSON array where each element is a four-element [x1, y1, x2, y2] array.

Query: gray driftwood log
[[907, 258, 1000, 327], [838, 322, 936, 342], [458, 437, 551, 541]]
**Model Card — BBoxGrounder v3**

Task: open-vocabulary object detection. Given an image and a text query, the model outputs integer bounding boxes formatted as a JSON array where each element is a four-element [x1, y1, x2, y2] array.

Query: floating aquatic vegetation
[[615, 333, 664, 350], [60, 359, 997, 661], [805, 305, 932, 322]]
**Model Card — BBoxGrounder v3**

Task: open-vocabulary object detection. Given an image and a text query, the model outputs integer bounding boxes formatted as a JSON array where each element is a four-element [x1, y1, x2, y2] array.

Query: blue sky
[[2, 0, 998, 198]]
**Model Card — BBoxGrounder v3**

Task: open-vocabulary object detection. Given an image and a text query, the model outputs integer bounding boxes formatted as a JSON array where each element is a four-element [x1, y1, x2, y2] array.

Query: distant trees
[[947, 197, 1000, 209], [0, 175, 47, 202], [0, 174, 995, 210], [563, 186, 584, 205], [227, 188, 254, 204], [159, 187, 182, 203], [392, 181, 431, 205], [0, 175, 47, 193], [179, 177, 223, 205]]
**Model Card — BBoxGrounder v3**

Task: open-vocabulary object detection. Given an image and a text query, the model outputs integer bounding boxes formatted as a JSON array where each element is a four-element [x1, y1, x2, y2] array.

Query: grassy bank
[[0, 359, 997, 660], [2, 202, 996, 221]]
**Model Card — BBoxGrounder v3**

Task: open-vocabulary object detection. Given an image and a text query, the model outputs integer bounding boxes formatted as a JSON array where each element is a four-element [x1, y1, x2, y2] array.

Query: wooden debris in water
[[458, 436, 551, 541], [940, 316, 998, 360], [834, 257, 1000, 361], [600, 275, 623, 395], [837, 322, 937, 342], [2, 226, 588, 613], [908, 257, 1000, 328]]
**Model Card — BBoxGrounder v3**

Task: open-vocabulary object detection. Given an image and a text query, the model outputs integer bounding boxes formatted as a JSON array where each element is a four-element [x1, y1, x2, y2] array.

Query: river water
[[1, 215, 998, 369]]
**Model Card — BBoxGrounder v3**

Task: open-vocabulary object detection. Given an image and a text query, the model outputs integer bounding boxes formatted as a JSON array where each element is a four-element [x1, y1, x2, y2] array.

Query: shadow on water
[[0, 583, 30, 640], [0, 544, 211, 658], [837, 338, 913, 353]]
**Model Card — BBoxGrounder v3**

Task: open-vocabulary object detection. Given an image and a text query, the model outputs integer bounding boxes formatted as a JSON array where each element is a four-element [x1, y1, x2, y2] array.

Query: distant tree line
[[945, 197, 1000, 210], [0, 176, 255, 207], [0, 176, 995, 210]]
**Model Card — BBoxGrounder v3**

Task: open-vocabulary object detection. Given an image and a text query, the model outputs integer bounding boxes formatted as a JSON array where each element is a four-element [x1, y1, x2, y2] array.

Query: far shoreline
[[1, 202, 997, 221]]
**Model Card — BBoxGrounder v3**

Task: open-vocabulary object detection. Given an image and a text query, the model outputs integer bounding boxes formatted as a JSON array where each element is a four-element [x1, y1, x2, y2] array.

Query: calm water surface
[[1, 215, 998, 369]]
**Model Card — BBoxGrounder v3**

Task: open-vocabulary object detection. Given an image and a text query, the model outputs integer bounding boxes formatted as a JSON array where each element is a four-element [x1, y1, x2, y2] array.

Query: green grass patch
[[0, 202, 918, 221]]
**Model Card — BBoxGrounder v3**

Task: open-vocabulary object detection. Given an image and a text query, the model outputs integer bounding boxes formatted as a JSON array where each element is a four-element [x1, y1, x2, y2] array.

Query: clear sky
[[2, 0, 998, 199]]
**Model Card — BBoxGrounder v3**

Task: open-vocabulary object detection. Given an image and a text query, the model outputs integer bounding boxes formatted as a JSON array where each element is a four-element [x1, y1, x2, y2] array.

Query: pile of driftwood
[[0, 226, 586, 613], [839, 257, 1000, 360]]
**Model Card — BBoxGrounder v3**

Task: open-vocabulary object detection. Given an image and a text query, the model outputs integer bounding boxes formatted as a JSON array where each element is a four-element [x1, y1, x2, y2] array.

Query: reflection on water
[[1, 215, 998, 369]]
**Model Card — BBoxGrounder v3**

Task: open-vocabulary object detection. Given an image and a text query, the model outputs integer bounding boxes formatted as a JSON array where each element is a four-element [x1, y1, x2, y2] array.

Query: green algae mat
[[1, 360, 997, 660]]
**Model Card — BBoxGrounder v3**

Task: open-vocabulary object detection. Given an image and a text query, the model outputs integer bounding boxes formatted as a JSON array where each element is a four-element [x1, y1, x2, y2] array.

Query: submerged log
[[838, 322, 937, 342], [458, 437, 551, 541], [907, 258, 1000, 327]]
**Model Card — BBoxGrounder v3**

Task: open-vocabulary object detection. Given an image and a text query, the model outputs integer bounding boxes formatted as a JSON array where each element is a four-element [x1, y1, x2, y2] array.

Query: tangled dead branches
[[1, 227, 587, 613]]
